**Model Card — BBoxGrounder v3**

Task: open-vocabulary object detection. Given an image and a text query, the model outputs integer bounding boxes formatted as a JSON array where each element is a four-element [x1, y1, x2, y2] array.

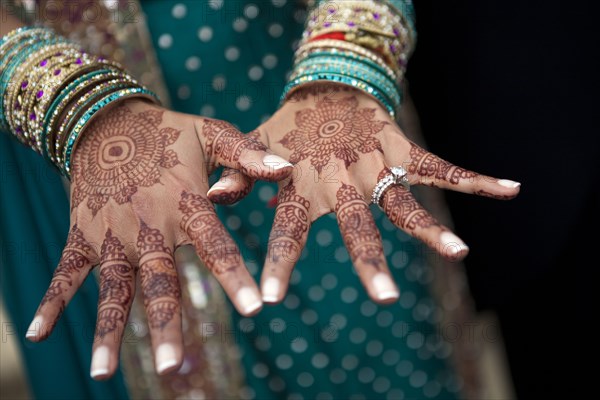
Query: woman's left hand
[[208, 84, 521, 304]]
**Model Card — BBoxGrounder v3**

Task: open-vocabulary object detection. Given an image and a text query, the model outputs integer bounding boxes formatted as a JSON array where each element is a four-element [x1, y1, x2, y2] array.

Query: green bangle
[[61, 87, 159, 177], [281, 73, 398, 117]]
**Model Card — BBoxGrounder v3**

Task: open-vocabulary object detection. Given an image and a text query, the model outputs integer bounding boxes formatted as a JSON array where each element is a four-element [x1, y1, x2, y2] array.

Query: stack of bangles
[[0, 26, 160, 178], [281, 0, 416, 118]]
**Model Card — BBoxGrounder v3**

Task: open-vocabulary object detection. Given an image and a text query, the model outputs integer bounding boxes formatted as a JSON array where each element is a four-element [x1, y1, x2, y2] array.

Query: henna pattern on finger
[[209, 169, 253, 205], [376, 168, 442, 232], [96, 229, 134, 339], [335, 184, 384, 269], [279, 96, 386, 173], [382, 187, 441, 231], [267, 183, 310, 264], [137, 222, 181, 330], [40, 225, 94, 309], [474, 189, 516, 200], [408, 143, 477, 185], [71, 106, 181, 216], [202, 119, 267, 173], [179, 191, 241, 274]]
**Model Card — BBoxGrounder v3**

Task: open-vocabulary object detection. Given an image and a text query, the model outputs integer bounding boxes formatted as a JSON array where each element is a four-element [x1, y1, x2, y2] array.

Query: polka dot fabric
[[142, 1, 459, 399]]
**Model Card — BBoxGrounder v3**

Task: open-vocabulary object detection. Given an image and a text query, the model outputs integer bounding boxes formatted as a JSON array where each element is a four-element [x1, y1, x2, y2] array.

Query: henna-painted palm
[[26, 99, 293, 380], [209, 85, 520, 305]]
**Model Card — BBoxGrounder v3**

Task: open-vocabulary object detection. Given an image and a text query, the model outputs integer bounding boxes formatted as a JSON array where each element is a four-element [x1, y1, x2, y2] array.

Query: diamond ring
[[371, 166, 410, 206]]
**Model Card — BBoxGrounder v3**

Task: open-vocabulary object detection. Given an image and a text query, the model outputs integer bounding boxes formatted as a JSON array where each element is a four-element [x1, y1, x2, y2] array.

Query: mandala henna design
[[202, 119, 267, 172], [179, 191, 241, 274], [137, 222, 181, 330], [40, 225, 93, 308], [71, 106, 181, 216], [335, 183, 384, 269], [268, 183, 310, 264], [408, 143, 477, 185], [280, 96, 386, 173], [96, 229, 134, 339]]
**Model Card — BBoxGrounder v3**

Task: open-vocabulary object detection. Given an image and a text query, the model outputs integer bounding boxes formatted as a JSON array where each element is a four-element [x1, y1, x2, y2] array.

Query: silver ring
[[371, 166, 410, 206]]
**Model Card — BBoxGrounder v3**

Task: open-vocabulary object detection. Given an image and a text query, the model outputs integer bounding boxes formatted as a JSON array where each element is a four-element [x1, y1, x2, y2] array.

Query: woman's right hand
[[25, 99, 293, 379]]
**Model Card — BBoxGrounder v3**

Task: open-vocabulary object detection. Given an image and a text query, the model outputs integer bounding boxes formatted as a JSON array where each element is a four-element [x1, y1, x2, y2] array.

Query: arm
[[0, 15, 293, 380], [210, 0, 521, 304]]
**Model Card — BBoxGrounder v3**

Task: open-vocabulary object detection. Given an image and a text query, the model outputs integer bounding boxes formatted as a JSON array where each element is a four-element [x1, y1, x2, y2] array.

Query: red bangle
[[309, 32, 346, 42]]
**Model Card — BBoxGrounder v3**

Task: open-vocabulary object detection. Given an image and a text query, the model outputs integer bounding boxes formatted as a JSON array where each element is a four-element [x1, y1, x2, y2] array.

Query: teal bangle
[[61, 87, 158, 177], [298, 49, 398, 82], [294, 57, 399, 94], [55, 80, 138, 164], [0, 36, 66, 132], [291, 65, 401, 108], [281, 73, 398, 117], [40, 68, 122, 161], [291, 58, 401, 107]]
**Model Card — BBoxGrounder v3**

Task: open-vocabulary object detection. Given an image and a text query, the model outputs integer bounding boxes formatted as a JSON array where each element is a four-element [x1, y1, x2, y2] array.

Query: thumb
[[199, 119, 293, 182], [207, 168, 255, 205]]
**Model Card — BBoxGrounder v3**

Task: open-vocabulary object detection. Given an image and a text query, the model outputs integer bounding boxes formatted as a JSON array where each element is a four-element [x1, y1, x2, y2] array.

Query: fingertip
[[261, 277, 282, 304], [439, 231, 470, 261], [497, 179, 521, 189], [236, 287, 263, 316], [91, 345, 112, 380], [25, 315, 44, 342], [156, 343, 181, 375], [371, 273, 400, 304]]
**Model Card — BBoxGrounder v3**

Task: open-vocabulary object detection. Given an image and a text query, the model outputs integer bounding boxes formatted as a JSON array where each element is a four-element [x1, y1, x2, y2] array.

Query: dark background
[[407, 1, 599, 398]]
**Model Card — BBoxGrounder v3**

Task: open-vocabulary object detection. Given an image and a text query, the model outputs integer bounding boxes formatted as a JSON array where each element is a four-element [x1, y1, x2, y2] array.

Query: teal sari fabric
[[0, 134, 129, 399]]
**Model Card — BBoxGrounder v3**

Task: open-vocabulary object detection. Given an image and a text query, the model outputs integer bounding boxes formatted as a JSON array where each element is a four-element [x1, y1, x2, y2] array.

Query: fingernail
[[440, 232, 469, 256], [156, 343, 178, 374], [372, 273, 399, 301], [498, 179, 521, 188], [262, 154, 293, 170], [206, 182, 229, 196], [91, 346, 110, 379], [26, 315, 43, 339], [262, 277, 280, 303], [236, 287, 263, 314]]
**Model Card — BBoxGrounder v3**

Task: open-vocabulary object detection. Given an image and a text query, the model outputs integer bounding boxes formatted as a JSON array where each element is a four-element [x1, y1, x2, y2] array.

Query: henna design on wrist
[[335, 183, 384, 269], [286, 83, 356, 102], [179, 191, 241, 274], [96, 229, 133, 339], [40, 225, 94, 309], [279, 96, 386, 173], [137, 222, 181, 330], [268, 183, 310, 264], [203, 119, 267, 173], [71, 105, 181, 216], [408, 143, 477, 185]]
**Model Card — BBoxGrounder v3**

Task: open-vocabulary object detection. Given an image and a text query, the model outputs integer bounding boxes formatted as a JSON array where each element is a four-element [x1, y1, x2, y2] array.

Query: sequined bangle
[[54, 78, 138, 164], [1, 26, 159, 176], [41, 69, 124, 160], [61, 87, 159, 177], [282, 73, 397, 117], [4, 43, 74, 140], [290, 61, 400, 106], [296, 50, 398, 83], [27, 58, 125, 154], [0, 36, 66, 132]]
